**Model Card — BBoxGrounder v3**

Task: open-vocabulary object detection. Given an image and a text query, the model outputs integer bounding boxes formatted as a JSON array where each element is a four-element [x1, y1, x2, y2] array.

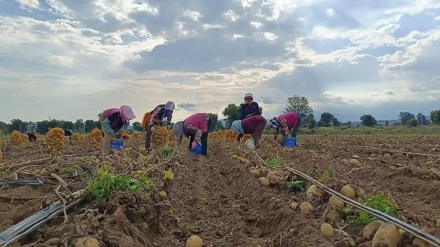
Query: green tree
[[398, 112, 415, 125], [319, 112, 334, 127], [284, 95, 313, 116], [360, 114, 377, 127], [430, 110, 440, 125], [0, 121, 9, 134], [132, 122, 142, 131], [407, 118, 418, 128], [208, 113, 218, 132], [416, 113, 430, 125], [308, 119, 316, 129], [9, 119, 25, 133], [385, 121, 389, 126], [222, 103, 240, 128], [74, 119, 84, 132]]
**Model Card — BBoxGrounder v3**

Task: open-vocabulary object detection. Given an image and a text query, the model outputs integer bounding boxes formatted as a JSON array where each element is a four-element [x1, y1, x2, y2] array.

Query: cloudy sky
[[1, 0, 439, 123]]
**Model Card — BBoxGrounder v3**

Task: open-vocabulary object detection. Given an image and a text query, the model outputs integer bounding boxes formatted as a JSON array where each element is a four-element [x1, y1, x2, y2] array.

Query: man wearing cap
[[240, 93, 262, 120]]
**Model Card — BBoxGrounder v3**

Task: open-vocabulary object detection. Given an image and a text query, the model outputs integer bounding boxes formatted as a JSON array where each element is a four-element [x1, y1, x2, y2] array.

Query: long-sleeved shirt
[[241, 115, 266, 134], [26, 123, 37, 134], [240, 102, 261, 120], [184, 113, 208, 135], [148, 104, 173, 126], [101, 110, 129, 135], [279, 112, 300, 130]]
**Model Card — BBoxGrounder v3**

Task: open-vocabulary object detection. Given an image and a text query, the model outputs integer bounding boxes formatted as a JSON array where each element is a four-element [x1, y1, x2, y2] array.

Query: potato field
[[0, 128, 440, 247]]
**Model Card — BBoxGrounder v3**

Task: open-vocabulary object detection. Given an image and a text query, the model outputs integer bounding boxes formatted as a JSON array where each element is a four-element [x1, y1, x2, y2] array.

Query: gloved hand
[[149, 125, 155, 133], [191, 141, 199, 149], [194, 129, 202, 143]]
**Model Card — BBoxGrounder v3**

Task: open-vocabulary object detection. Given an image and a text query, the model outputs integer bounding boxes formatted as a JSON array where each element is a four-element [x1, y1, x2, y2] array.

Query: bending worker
[[269, 112, 301, 145], [65, 128, 73, 140], [231, 115, 267, 149], [98, 105, 136, 154], [142, 101, 175, 153], [172, 113, 210, 156], [240, 93, 262, 120], [26, 121, 38, 142]]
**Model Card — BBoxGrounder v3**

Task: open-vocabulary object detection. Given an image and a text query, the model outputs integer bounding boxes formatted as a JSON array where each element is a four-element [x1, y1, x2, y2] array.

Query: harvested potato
[[159, 191, 168, 197], [259, 177, 270, 186], [325, 209, 341, 224], [289, 202, 298, 210], [340, 184, 356, 199], [300, 202, 313, 214], [73, 236, 99, 247], [413, 226, 436, 247], [266, 170, 287, 185], [186, 235, 203, 247], [320, 223, 334, 237], [372, 223, 399, 247], [306, 185, 322, 199], [250, 168, 261, 177], [329, 196, 345, 208], [349, 159, 361, 167], [342, 236, 356, 247], [362, 220, 384, 240]]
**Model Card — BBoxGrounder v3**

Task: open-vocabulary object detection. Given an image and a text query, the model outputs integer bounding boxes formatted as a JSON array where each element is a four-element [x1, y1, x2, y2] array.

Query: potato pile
[[46, 127, 65, 155], [242, 134, 251, 142], [87, 128, 103, 149], [9, 130, 23, 146], [208, 131, 225, 141], [132, 131, 140, 138], [152, 126, 174, 147], [223, 130, 237, 143], [72, 133, 81, 142]]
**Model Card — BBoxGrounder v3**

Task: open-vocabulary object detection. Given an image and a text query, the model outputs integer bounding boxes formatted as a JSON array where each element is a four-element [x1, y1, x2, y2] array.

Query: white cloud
[[0, 0, 439, 122], [15, 0, 39, 9]]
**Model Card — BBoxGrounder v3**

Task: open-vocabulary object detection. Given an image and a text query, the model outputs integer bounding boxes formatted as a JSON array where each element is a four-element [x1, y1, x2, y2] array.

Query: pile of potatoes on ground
[[241, 155, 436, 247]]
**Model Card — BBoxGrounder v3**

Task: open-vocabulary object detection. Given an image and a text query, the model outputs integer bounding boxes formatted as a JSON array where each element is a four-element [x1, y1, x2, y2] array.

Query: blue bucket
[[283, 137, 296, 148], [190, 143, 202, 155], [110, 140, 124, 150]]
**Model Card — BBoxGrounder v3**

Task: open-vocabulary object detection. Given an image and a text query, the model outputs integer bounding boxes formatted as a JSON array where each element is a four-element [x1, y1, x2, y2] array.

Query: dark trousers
[[189, 132, 208, 156], [27, 134, 36, 142], [144, 125, 153, 149], [291, 117, 301, 137]]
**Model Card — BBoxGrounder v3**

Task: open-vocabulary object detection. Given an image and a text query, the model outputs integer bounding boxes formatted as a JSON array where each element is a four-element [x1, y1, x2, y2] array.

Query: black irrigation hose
[[0, 196, 86, 247], [256, 154, 440, 247]]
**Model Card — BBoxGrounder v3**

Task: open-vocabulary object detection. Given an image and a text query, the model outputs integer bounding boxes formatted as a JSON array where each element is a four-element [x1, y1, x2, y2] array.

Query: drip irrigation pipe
[[256, 154, 440, 247]]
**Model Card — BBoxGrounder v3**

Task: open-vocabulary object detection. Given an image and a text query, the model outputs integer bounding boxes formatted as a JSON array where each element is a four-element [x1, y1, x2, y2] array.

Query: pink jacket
[[279, 112, 299, 129], [184, 113, 208, 134]]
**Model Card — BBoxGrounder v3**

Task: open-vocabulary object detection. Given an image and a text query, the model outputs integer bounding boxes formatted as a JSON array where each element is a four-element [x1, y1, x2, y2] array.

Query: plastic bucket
[[110, 140, 124, 150], [190, 143, 202, 155], [283, 137, 296, 148], [245, 138, 255, 150]]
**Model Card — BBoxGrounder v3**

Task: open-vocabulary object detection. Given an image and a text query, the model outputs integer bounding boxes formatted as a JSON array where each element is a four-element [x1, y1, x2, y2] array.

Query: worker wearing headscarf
[[143, 101, 175, 152], [231, 115, 267, 149], [172, 113, 210, 156], [269, 112, 301, 144], [26, 121, 38, 142], [65, 128, 73, 140], [98, 105, 136, 154], [240, 93, 262, 120]]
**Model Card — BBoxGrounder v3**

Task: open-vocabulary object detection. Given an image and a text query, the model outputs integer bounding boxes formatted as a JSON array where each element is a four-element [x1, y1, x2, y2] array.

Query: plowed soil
[[0, 135, 440, 247]]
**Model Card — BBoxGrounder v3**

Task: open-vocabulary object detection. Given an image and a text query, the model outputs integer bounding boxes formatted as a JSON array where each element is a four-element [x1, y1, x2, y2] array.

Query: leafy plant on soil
[[265, 158, 284, 167], [318, 170, 330, 183], [88, 164, 155, 200], [161, 146, 176, 159], [356, 193, 397, 224], [285, 180, 306, 191], [162, 169, 174, 180]]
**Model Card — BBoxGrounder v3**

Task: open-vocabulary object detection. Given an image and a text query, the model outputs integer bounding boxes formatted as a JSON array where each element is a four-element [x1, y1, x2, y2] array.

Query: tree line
[[1, 95, 439, 135], [221, 95, 439, 128]]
